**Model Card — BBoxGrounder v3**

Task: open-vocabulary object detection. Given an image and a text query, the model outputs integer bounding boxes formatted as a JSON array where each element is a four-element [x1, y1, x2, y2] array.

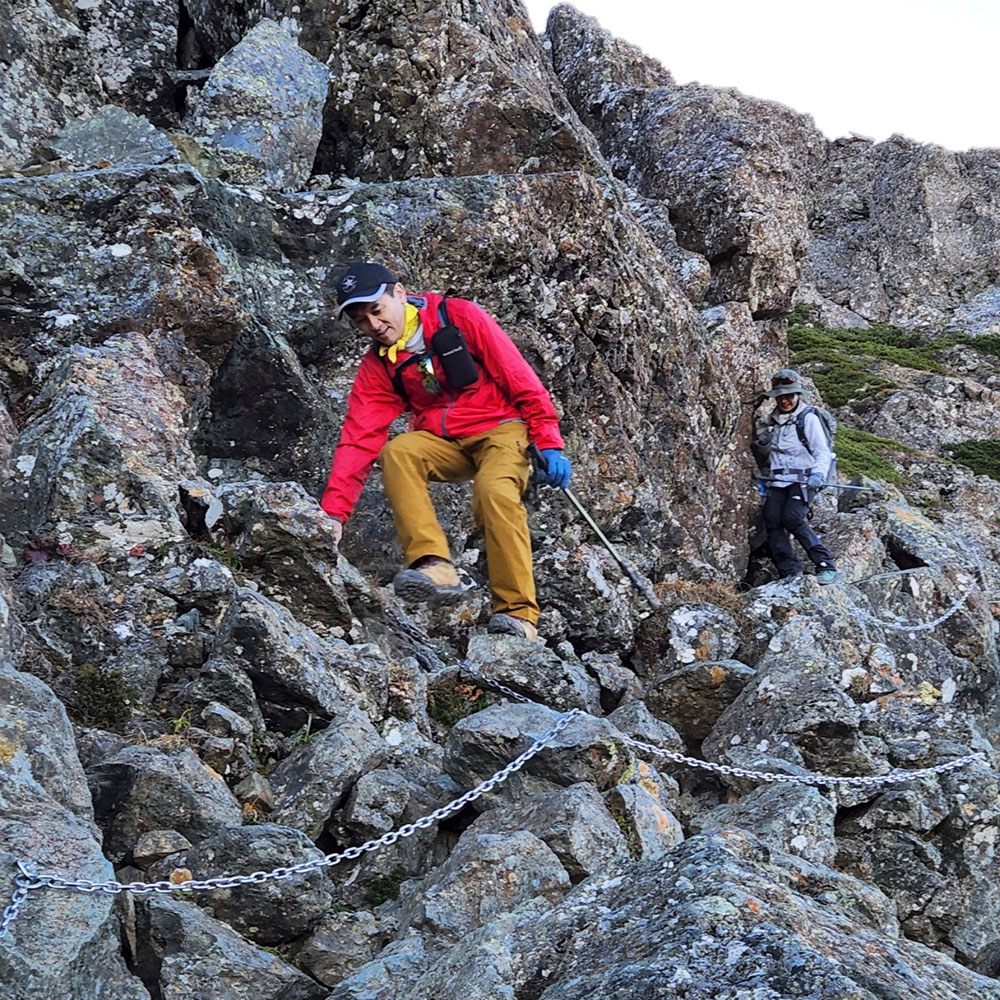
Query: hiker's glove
[[538, 449, 572, 489], [806, 473, 823, 488]]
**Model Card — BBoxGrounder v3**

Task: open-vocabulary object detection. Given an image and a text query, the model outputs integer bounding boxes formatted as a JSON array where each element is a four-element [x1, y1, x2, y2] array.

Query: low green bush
[[834, 427, 912, 484], [787, 321, 947, 407], [72, 665, 136, 729], [944, 439, 1000, 480]]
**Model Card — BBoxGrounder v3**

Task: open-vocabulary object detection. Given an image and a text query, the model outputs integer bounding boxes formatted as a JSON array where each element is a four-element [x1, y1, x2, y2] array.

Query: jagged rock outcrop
[[0, 663, 149, 998], [547, 4, 821, 317], [0, 1, 106, 171], [386, 830, 1000, 999], [801, 137, 1000, 329]]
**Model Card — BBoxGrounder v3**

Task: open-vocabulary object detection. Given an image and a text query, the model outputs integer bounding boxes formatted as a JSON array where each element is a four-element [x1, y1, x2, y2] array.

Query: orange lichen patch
[[169, 868, 192, 885], [889, 506, 932, 528], [0, 735, 20, 765], [635, 761, 660, 795], [746, 898, 761, 914], [710, 665, 727, 685]]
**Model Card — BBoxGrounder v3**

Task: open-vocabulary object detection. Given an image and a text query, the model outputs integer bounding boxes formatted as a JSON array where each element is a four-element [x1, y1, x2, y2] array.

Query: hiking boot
[[487, 613, 538, 641], [392, 557, 466, 605], [815, 563, 839, 586]]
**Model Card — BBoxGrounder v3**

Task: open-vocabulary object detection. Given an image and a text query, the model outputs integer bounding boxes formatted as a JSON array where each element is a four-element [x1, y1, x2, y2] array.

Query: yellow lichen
[[0, 735, 19, 765]]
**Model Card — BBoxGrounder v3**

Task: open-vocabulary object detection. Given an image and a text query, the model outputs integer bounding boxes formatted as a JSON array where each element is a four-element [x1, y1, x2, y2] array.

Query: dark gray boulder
[[645, 658, 757, 741], [147, 823, 332, 945], [132, 896, 327, 999], [212, 586, 386, 730], [87, 743, 242, 862], [211, 480, 353, 629], [40, 106, 180, 170], [444, 702, 630, 805], [0, 664, 149, 1000], [463, 633, 602, 713], [269, 707, 387, 839], [394, 829, 569, 952], [464, 782, 628, 881], [185, 18, 329, 190]]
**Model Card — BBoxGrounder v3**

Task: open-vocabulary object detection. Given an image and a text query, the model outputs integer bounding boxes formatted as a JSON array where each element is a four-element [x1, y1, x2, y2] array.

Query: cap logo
[[341, 275, 357, 291]]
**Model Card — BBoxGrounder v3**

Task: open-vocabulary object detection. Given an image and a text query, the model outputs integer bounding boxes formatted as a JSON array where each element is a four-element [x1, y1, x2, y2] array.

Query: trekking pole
[[755, 478, 885, 493], [530, 445, 662, 611]]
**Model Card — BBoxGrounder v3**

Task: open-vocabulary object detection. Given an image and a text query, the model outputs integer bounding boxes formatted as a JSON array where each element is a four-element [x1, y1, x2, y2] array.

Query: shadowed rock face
[[180, 0, 605, 181], [1, 158, 763, 587]]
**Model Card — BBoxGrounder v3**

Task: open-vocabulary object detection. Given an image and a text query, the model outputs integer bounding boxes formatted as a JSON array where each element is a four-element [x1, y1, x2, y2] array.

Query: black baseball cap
[[334, 262, 399, 318]]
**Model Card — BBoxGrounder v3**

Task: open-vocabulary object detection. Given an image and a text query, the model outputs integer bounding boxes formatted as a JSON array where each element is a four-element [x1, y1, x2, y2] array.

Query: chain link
[[847, 523, 988, 634], [458, 664, 534, 705], [0, 709, 581, 938], [617, 734, 989, 788]]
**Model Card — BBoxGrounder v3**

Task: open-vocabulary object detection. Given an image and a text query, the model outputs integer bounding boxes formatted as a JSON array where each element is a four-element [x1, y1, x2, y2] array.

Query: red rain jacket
[[321, 293, 565, 523]]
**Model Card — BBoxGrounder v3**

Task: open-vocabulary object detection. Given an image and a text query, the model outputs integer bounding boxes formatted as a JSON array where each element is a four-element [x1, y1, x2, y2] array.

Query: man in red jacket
[[321, 262, 571, 641]]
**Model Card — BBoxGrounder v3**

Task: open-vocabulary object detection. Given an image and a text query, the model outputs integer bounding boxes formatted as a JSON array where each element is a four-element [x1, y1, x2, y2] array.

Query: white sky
[[522, 0, 999, 152]]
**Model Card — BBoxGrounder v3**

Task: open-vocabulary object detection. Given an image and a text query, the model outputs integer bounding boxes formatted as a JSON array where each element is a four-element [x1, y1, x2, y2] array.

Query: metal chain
[[849, 576, 978, 634], [847, 522, 989, 634], [0, 863, 41, 940], [3, 520, 994, 937], [458, 666, 990, 789], [618, 734, 989, 788], [0, 709, 581, 936], [458, 664, 534, 705]]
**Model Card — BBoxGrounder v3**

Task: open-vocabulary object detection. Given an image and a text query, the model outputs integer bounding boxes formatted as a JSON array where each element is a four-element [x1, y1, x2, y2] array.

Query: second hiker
[[320, 262, 571, 641], [754, 368, 839, 585]]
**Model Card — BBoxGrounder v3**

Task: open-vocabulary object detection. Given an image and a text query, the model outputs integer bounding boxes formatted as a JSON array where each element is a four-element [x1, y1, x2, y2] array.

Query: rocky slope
[[2, 2, 1000, 999]]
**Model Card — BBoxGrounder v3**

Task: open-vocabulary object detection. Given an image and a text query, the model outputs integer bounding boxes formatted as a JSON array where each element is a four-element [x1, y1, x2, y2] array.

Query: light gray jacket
[[755, 399, 833, 487]]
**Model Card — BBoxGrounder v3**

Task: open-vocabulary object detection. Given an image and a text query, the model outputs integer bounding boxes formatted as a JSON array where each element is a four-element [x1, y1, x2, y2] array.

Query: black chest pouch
[[433, 323, 479, 389]]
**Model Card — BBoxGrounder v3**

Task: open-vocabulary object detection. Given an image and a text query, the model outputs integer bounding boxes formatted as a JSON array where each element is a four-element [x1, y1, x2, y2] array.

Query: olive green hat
[[764, 368, 808, 398]]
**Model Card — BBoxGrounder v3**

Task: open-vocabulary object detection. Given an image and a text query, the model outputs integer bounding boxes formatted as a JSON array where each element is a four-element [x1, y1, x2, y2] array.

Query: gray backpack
[[795, 405, 837, 485]]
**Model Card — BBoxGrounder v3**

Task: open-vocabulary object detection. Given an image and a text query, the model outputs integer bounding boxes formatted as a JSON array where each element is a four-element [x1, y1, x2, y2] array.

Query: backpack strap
[[377, 297, 481, 401], [795, 406, 817, 458]]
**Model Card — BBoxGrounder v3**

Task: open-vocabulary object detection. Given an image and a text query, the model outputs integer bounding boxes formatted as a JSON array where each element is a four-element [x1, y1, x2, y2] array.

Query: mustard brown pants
[[380, 421, 538, 623]]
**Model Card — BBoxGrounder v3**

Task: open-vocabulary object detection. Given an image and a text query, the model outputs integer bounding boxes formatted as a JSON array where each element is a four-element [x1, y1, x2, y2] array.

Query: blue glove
[[806, 473, 824, 488], [538, 449, 572, 489]]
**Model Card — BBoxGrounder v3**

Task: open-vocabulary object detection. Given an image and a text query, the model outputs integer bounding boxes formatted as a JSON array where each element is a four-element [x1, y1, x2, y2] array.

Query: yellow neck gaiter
[[379, 303, 420, 363]]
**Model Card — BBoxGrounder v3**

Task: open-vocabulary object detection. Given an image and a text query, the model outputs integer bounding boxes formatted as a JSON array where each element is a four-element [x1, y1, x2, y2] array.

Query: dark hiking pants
[[763, 485, 835, 577]]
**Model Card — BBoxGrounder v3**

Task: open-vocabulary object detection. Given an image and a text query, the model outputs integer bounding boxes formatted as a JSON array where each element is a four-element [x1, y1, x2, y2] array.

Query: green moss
[[784, 302, 817, 327], [786, 321, 949, 407], [427, 680, 489, 727], [72, 665, 136, 730], [944, 333, 1000, 360], [944, 439, 1000, 480], [364, 867, 408, 906], [834, 427, 911, 484]]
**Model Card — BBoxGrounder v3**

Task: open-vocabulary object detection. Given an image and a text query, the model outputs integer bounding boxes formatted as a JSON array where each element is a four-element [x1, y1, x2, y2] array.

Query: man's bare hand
[[331, 518, 344, 544]]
